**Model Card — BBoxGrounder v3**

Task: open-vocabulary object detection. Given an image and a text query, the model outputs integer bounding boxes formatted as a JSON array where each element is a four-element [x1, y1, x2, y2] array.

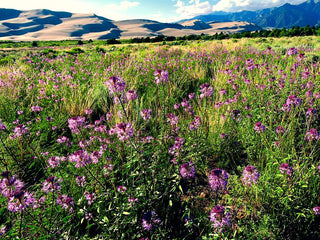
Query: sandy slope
[[0, 8, 261, 41]]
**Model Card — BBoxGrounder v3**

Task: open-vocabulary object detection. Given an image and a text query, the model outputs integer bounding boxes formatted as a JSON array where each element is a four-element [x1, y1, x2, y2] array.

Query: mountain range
[[0, 0, 319, 41], [184, 0, 320, 28]]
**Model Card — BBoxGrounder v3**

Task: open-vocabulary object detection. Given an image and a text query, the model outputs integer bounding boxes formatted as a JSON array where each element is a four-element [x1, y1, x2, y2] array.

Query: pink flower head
[[140, 109, 152, 121], [242, 165, 260, 186], [142, 211, 162, 231], [56, 195, 74, 212], [117, 186, 127, 193], [279, 163, 293, 176], [0, 120, 6, 131], [306, 128, 319, 142], [126, 90, 138, 101], [85, 108, 93, 115], [210, 205, 231, 231], [114, 122, 134, 142], [31, 105, 43, 112], [254, 122, 265, 133], [199, 83, 213, 99], [180, 162, 196, 179], [68, 116, 85, 134], [105, 76, 126, 95], [154, 69, 168, 84], [276, 126, 285, 134], [42, 176, 62, 193], [209, 169, 228, 192], [287, 47, 298, 56], [313, 206, 320, 215]]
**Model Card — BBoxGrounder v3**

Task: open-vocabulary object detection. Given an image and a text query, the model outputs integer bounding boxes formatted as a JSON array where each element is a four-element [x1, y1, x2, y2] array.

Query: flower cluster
[[142, 211, 162, 231], [140, 109, 152, 121], [112, 122, 134, 142], [242, 165, 260, 186], [42, 176, 62, 193], [154, 69, 168, 84], [68, 116, 86, 134], [199, 83, 213, 99], [313, 206, 320, 215], [56, 195, 74, 212], [105, 76, 126, 95], [254, 122, 265, 133], [279, 163, 293, 176], [305, 128, 319, 142], [168, 137, 184, 156], [180, 162, 196, 179], [210, 205, 232, 231], [209, 169, 228, 193]]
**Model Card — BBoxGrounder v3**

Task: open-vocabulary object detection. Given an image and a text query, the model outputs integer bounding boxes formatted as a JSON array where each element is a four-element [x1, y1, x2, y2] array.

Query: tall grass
[[0, 37, 319, 239]]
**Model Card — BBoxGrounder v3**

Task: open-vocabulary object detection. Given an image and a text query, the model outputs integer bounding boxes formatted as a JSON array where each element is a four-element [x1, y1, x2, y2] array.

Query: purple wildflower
[[140, 109, 152, 121], [167, 113, 179, 126], [117, 186, 127, 193], [209, 169, 228, 192], [313, 206, 320, 215], [126, 90, 138, 101], [0, 173, 24, 197], [114, 123, 134, 142], [242, 165, 260, 186], [48, 156, 61, 169], [180, 162, 196, 179], [286, 95, 301, 107], [168, 137, 184, 156], [210, 205, 232, 231], [68, 116, 85, 134], [287, 47, 298, 56], [56, 195, 74, 212], [154, 70, 168, 84], [188, 93, 195, 99], [254, 122, 265, 133], [57, 136, 69, 144], [31, 105, 43, 112], [305, 128, 319, 142], [85, 108, 93, 115], [199, 83, 213, 99], [105, 76, 126, 95], [84, 191, 96, 205], [276, 126, 285, 134], [189, 116, 201, 131], [76, 175, 86, 187], [69, 150, 91, 168], [8, 191, 36, 212], [0, 120, 6, 130], [306, 108, 317, 118], [11, 124, 29, 138], [142, 211, 162, 231], [279, 163, 293, 176], [42, 176, 62, 193], [0, 225, 6, 236]]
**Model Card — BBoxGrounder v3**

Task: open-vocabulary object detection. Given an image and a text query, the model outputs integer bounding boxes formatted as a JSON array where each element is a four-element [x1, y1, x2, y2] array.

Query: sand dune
[[0, 8, 261, 41]]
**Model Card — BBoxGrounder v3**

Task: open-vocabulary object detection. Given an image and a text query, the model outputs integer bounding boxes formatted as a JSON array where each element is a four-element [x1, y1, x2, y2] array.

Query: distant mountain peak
[[184, 0, 320, 29]]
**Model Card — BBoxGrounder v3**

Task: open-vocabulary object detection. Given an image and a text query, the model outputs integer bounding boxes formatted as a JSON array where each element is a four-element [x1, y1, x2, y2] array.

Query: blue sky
[[1, 0, 307, 22]]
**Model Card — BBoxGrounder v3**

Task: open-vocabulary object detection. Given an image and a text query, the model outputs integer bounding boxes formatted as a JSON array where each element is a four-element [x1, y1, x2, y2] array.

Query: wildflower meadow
[[0, 36, 320, 239]]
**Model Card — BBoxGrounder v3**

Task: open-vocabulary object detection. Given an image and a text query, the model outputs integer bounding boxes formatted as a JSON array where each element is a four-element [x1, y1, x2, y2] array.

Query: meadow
[[0, 36, 320, 239]]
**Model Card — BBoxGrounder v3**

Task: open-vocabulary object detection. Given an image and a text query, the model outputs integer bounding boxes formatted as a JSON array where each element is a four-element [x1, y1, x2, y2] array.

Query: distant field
[[0, 37, 320, 239]]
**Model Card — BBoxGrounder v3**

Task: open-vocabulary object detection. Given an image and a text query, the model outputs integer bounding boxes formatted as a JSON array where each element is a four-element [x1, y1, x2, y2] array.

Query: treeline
[[121, 25, 320, 44]]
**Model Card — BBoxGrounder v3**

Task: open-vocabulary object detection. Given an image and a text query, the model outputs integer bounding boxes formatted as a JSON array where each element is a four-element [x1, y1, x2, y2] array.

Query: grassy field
[[0, 36, 320, 239]]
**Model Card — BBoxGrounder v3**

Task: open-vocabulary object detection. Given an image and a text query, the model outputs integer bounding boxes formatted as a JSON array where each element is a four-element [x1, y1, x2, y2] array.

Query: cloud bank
[[174, 0, 307, 19], [1, 0, 140, 20]]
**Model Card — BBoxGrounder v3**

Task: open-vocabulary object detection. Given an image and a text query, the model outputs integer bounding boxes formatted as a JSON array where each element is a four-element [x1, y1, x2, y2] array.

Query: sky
[[1, 0, 307, 22]]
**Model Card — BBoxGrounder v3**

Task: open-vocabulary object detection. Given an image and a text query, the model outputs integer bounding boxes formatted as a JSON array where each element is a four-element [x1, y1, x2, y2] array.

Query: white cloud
[[173, 0, 307, 20], [212, 0, 306, 12], [0, 0, 140, 20], [174, 0, 213, 19]]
